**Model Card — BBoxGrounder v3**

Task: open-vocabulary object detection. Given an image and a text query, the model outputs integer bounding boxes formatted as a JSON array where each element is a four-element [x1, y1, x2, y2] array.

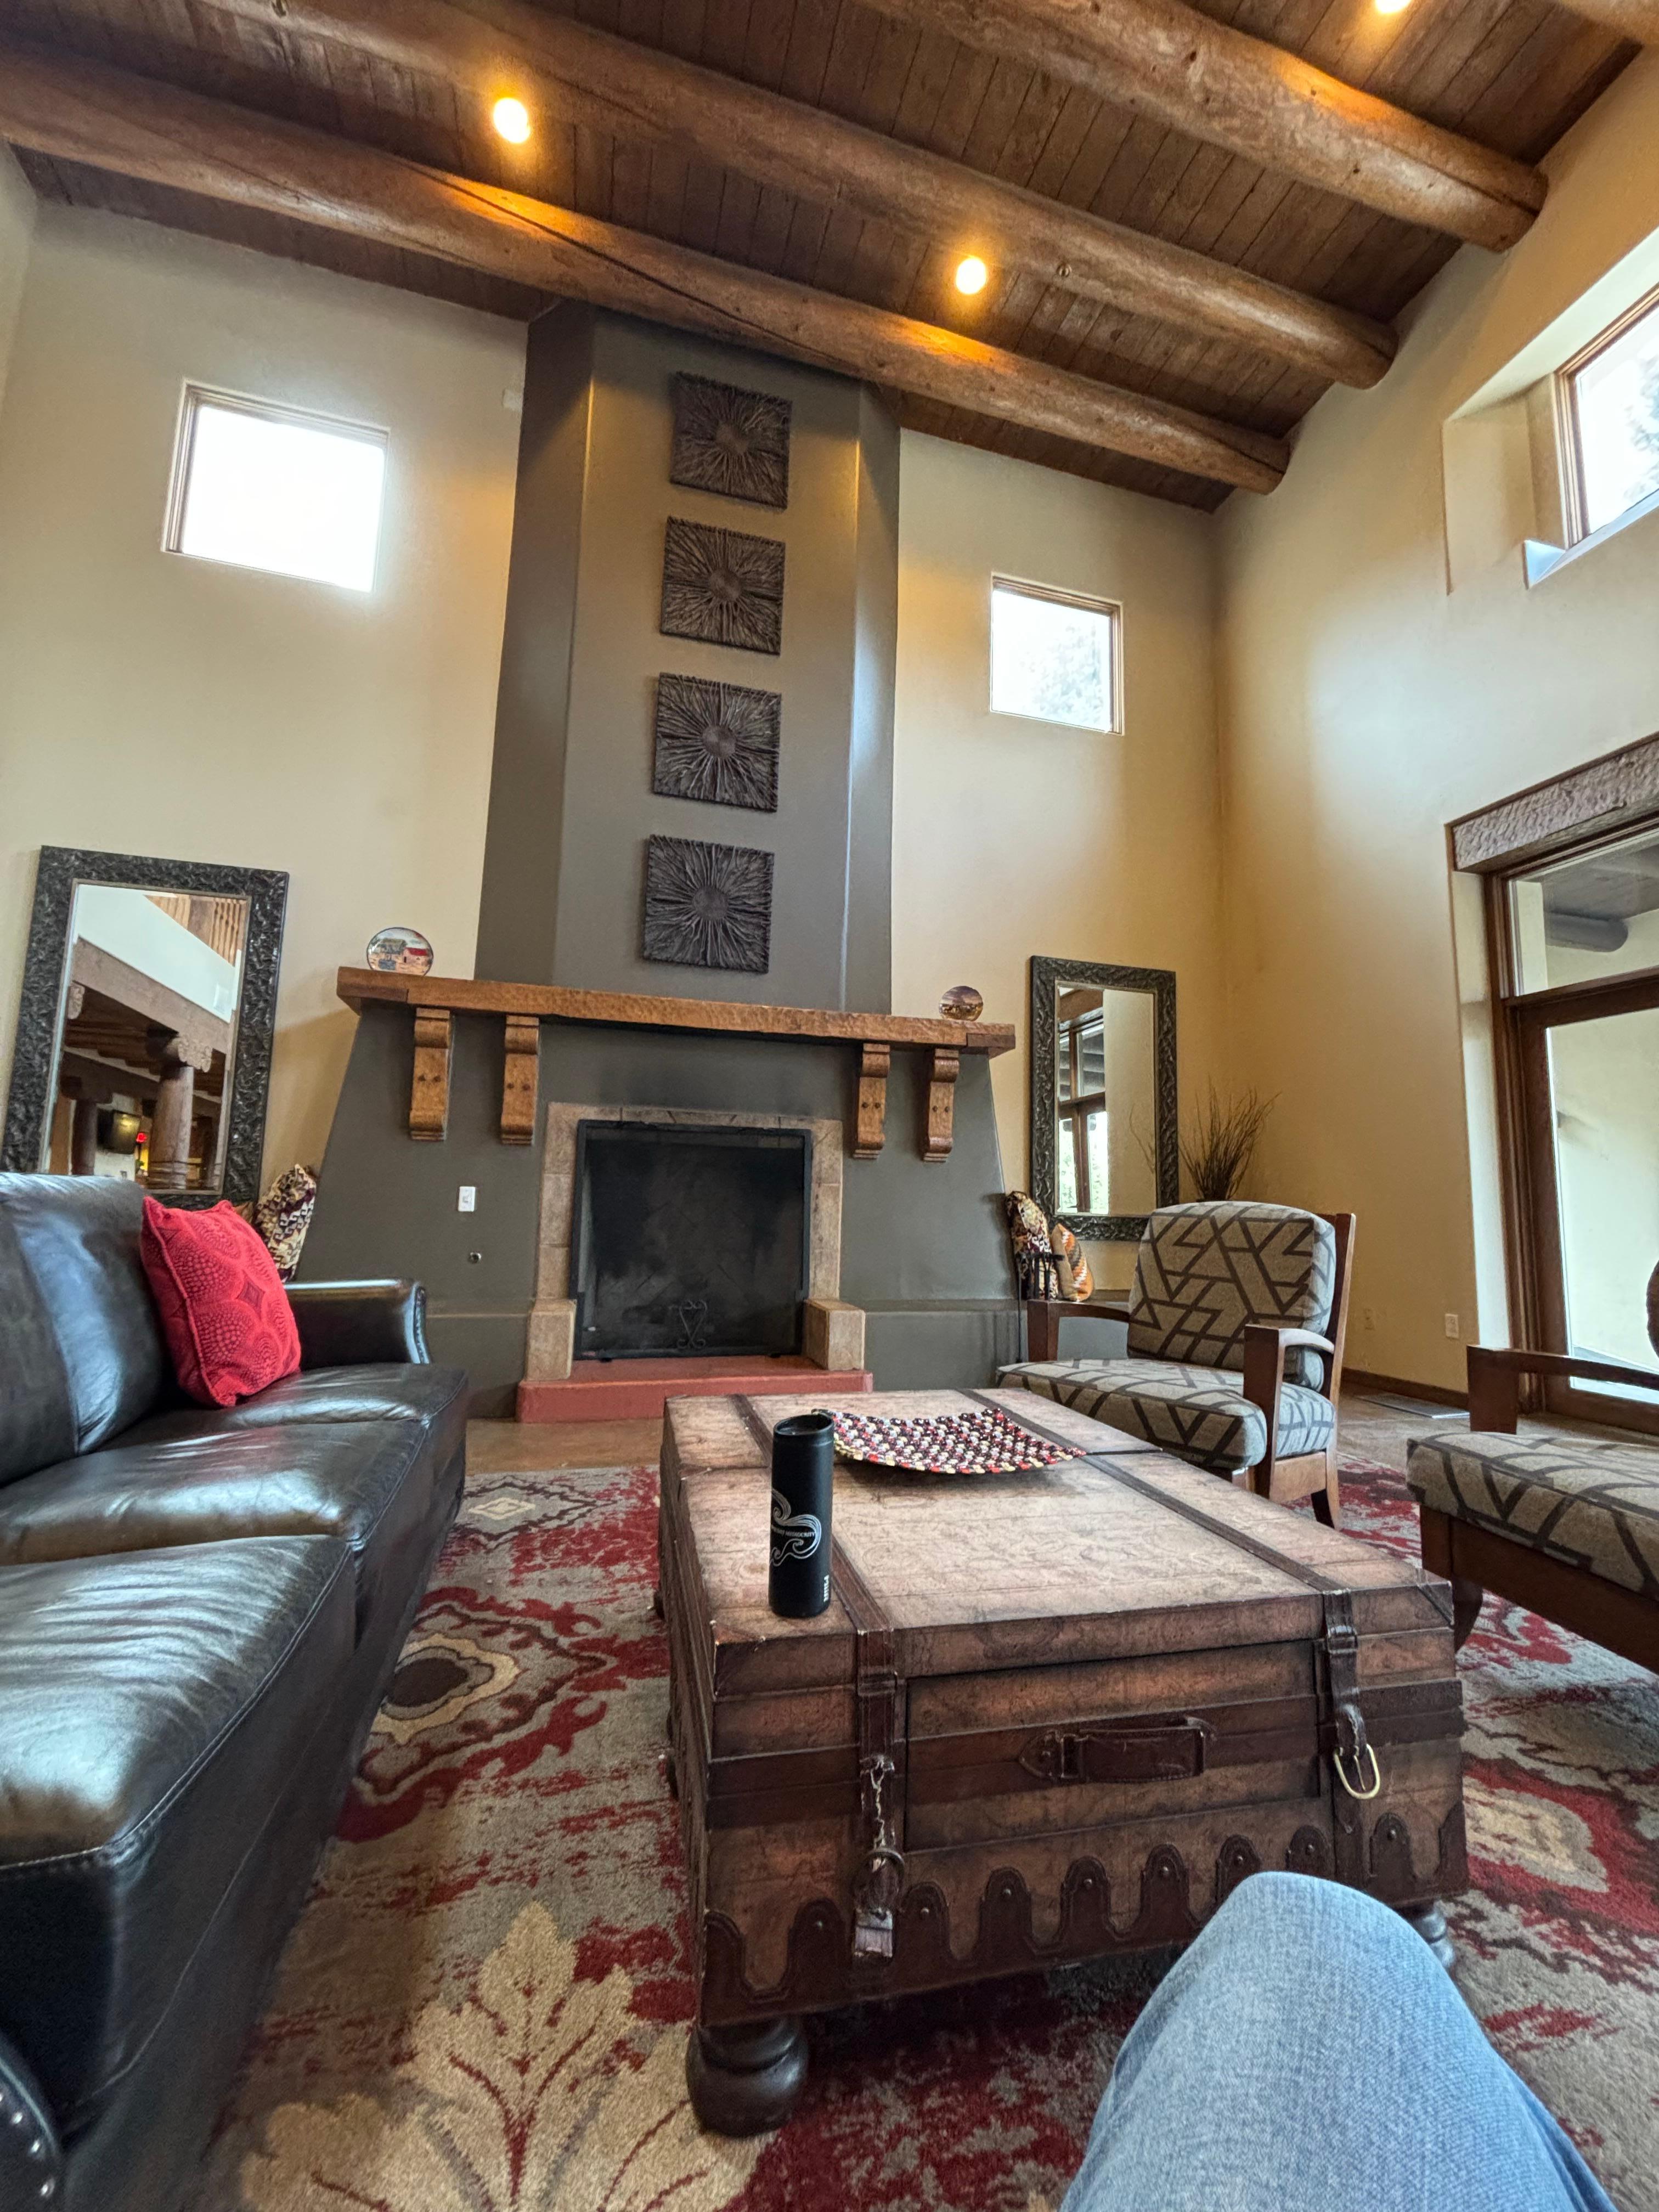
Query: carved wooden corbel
[[409, 1007, 452, 1142], [500, 1013, 540, 1144], [853, 1042, 890, 1160], [922, 1047, 960, 1164]]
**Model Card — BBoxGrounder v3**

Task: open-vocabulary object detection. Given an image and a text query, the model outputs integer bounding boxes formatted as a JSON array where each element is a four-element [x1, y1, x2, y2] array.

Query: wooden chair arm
[[1024, 1298, 1131, 1362], [1241, 1323, 1338, 1422], [1467, 1345, 1659, 1432]]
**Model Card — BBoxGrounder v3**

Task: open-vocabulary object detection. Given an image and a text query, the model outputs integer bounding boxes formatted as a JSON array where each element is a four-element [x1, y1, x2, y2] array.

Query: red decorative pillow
[[139, 1197, 302, 1407]]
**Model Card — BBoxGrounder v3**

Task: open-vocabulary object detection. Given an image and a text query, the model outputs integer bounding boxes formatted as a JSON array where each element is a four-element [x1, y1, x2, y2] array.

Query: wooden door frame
[[1485, 871, 1659, 1435]]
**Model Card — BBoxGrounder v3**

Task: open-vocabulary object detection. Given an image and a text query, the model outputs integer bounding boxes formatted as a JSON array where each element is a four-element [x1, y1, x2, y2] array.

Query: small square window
[[1560, 288, 1659, 543], [990, 577, 1121, 735], [165, 386, 388, 592]]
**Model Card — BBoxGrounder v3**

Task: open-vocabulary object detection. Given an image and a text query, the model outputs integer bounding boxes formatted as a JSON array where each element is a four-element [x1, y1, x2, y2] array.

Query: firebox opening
[[571, 1121, 813, 1358]]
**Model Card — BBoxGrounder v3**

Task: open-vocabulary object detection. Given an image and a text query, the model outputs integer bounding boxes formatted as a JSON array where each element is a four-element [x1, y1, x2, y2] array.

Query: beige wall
[[0, 206, 525, 1187], [0, 145, 34, 423], [1217, 52, 1659, 1390], [893, 430, 1224, 1284]]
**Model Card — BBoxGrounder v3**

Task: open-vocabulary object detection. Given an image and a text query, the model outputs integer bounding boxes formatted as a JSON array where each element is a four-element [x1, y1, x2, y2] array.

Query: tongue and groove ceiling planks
[[0, 0, 1639, 506]]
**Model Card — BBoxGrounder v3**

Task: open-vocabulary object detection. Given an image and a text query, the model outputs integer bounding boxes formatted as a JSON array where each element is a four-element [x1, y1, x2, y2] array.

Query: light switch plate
[[458, 1186, 476, 1214]]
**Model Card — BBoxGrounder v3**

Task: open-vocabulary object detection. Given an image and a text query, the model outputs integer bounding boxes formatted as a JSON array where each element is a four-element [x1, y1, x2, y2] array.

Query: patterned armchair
[[1001, 1200, 1355, 1525]]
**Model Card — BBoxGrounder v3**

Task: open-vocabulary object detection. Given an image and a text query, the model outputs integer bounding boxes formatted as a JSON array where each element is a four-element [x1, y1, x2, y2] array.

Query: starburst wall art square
[[659, 517, 785, 656], [652, 673, 781, 813], [641, 833, 774, 974], [669, 373, 792, 509]]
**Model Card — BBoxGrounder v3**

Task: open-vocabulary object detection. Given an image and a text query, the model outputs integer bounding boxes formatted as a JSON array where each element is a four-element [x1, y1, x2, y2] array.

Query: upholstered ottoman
[[1407, 1415, 1659, 1666]]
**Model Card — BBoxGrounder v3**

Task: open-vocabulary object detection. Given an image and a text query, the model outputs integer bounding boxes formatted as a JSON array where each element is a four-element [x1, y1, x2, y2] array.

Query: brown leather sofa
[[0, 1173, 467, 2212]]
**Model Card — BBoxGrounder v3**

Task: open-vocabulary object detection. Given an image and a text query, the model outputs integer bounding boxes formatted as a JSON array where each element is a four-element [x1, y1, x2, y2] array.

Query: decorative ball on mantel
[[939, 984, 985, 1022], [365, 926, 433, 975]]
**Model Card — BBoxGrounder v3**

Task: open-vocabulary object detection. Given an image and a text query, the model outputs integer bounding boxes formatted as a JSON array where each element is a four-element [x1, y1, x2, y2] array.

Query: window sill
[[1523, 481, 1659, 588]]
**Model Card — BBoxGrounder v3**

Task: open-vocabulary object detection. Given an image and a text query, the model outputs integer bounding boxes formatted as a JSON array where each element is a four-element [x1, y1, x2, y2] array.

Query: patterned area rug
[[187, 1452, 1659, 2212]]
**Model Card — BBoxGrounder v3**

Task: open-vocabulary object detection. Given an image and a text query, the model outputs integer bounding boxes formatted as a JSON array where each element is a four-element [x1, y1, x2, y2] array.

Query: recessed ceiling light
[[1375, 0, 1410, 15], [493, 97, 532, 144], [955, 255, 989, 296]]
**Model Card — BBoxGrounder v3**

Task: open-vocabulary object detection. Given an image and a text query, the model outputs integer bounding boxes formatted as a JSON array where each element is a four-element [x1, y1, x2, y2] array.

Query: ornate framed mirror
[[2, 847, 289, 1209], [1029, 955, 1177, 1241]]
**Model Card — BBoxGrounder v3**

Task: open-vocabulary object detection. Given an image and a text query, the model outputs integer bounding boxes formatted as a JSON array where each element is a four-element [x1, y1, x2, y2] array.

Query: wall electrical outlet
[[458, 1186, 476, 1214], [1444, 1312, 1459, 1339], [1361, 1306, 1376, 1332]]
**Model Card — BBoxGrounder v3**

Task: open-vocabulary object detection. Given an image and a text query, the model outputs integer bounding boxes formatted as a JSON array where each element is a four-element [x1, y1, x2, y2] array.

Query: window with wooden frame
[[1472, 751, 1659, 1434], [1556, 284, 1659, 548], [990, 577, 1122, 736], [165, 384, 388, 593], [1053, 990, 1110, 1215]]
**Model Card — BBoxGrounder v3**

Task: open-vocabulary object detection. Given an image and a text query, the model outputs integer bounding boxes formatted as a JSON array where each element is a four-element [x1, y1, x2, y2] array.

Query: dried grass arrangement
[[1181, 1085, 1276, 1201]]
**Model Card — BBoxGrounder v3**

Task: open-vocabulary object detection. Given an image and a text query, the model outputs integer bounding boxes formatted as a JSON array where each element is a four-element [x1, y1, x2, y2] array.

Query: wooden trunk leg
[[1400, 1900, 1455, 1972], [686, 2017, 808, 2136]]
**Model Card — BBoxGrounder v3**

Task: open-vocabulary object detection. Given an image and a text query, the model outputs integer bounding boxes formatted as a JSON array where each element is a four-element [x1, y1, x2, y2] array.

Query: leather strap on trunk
[[735, 1395, 906, 1960], [977, 1390, 1401, 1857]]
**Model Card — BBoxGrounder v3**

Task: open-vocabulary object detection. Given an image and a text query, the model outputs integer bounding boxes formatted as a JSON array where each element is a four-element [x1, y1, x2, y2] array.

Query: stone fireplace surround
[[527, 1100, 861, 1381], [299, 985, 1024, 1415]]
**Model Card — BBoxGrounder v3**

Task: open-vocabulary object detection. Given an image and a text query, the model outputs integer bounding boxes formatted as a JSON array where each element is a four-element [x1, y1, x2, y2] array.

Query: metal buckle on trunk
[[851, 1753, 905, 1959], [1333, 1699, 1383, 1801]]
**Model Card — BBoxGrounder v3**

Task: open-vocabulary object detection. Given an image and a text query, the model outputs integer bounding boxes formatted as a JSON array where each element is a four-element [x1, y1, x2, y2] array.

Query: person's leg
[[1061, 1874, 1616, 2212]]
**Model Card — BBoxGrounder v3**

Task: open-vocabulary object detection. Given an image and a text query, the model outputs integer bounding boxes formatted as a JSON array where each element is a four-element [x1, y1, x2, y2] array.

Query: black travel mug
[[769, 1411, 834, 1620]]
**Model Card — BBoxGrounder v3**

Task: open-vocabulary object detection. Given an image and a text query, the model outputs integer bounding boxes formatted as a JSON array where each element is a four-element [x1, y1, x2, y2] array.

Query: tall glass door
[[1543, 1007, 1659, 1384]]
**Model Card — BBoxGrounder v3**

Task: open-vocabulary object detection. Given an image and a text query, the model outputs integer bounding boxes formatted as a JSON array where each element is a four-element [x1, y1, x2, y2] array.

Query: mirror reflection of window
[[43, 885, 250, 1195], [1053, 982, 1158, 1218]]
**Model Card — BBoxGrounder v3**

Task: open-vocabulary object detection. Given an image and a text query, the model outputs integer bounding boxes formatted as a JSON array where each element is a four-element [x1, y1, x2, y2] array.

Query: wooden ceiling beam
[[857, 0, 1547, 252], [153, 0, 1396, 389], [1549, 0, 1659, 36], [0, 41, 1292, 493]]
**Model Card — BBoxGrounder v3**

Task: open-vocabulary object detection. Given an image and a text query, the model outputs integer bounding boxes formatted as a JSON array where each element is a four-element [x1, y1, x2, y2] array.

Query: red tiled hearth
[[516, 1355, 872, 1424]]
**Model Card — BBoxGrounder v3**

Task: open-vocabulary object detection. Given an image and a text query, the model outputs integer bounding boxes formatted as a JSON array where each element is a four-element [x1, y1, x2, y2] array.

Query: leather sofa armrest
[[286, 1280, 429, 1368], [0, 2028, 64, 2206]]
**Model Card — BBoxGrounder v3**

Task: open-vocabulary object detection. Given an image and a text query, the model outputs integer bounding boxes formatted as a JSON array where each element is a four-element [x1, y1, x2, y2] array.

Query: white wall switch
[[458, 1186, 476, 1213], [1444, 1312, 1459, 1339]]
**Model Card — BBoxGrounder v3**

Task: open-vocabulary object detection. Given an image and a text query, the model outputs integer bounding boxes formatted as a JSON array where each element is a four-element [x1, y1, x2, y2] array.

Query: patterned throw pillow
[[1049, 1220, 1094, 1303], [139, 1197, 302, 1407], [254, 1163, 319, 1282], [1003, 1192, 1062, 1301]]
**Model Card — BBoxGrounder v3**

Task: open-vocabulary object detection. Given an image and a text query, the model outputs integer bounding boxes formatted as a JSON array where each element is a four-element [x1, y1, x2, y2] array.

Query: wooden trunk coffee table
[[658, 1386, 1467, 2134]]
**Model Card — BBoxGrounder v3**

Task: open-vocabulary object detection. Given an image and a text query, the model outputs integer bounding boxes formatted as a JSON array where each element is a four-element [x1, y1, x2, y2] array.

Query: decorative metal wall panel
[[652, 674, 781, 814], [1, 845, 289, 1210], [670, 375, 792, 510], [660, 518, 785, 656], [642, 834, 774, 974], [1028, 955, 1178, 1243]]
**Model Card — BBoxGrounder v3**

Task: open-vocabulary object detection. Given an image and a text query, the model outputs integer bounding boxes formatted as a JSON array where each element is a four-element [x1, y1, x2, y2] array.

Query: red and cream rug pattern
[[188, 1449, 1659, 2212]]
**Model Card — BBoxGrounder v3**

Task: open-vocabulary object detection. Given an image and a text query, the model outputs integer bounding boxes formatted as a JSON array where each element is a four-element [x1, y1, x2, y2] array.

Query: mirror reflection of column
[[3, 849, 287, 1212], [44, 887, 249, 1194]]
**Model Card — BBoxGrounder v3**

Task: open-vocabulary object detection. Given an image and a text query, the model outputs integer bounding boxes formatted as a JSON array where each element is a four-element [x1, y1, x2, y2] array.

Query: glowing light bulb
[[1375, 0, 1410, 15], [493, 97, 532, 144], [954, 255, 989, 296]]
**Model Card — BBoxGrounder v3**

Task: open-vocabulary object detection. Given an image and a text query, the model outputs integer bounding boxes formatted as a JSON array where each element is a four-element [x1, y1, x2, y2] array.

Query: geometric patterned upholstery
[[1128, 1201, 1336, 1388], [998, 1358, 1338, 1474], [1406, 1426, 1659, 1600]]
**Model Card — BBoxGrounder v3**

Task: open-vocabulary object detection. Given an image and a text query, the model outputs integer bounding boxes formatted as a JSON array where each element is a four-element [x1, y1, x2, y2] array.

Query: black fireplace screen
[[571, 1122, 812, 1359]]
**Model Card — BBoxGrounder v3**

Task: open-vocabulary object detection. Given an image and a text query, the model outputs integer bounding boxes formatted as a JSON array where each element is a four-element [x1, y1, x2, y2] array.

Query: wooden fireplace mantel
[[337, 968, 1014, 1163]]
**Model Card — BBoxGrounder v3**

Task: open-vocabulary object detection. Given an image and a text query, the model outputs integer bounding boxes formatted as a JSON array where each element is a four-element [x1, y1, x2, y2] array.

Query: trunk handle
[[1018, 1714, 1214, 1786]]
